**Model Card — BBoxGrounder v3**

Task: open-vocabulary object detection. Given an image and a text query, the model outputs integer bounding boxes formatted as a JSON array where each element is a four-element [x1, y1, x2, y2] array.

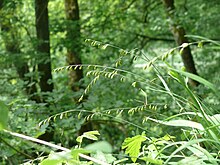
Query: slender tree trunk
[[64, 0, 83, 92], [0, 0, 3, 9], [0, 0, 40, 102], [162, 0, 199, 86], [35, 0, 54, 142], [35, 0, 53, 92]]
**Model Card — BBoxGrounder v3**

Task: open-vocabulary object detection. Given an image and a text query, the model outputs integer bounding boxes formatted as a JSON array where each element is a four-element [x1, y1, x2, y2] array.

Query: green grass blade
[[169, 68, 218, 95]]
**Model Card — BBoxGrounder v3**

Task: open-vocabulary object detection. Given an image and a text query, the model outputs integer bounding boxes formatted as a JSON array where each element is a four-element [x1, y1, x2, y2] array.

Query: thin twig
[[0, 136, 33, 159]]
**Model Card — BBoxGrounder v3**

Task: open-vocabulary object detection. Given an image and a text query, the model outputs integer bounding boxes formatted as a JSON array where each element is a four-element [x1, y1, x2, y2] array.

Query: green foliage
[[76, 130, 100, 146], [1, 0, 220, 164], [169, 67, 218, 94], [2, 38, 220, 164], [122, 132, 146, 163], [40, 151, 73, 165], [85, 141, 112, 153], [0, 101, 9, 130], [71, 149, 91, 162]]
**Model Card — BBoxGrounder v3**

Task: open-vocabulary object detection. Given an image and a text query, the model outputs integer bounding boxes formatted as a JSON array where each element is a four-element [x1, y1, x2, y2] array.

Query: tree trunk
[[64, 0, 83, 92], [35, 0, 53, 92], [35, 0, 54, 142], [162, 0, 199, 86]]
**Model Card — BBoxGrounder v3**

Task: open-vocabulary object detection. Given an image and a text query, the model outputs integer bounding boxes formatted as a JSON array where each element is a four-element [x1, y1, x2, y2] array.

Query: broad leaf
[[122, 132, 146, 162], [92, 151, 116, 164], [40, 159, 62, 165], [85, 141, 113, 153], [71, 148, 91, 161], [40, 151, 72, 165]]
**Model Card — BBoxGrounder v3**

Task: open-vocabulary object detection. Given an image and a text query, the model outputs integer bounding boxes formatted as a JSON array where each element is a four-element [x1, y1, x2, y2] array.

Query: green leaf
[[209, 114, 220, 126], [140, 156, 163, 165], [164, 139, 218, 164], [147, 117, 204, 130], [40, 159, 62, 165], [168, 70, 185, 85], [84, 130, 100, 140], [76, 136, 83, 143], [162, 134, 175, 141], [165, 119, 204, 130], [77, 130, 100, 144], [187, 144, 217, 163], [71, 148, 91, 161], [185, 35, 220, 46], [122, 132, 146, 163], [40, 151, 72, 165], [198, 41, 203, 48], [0, 101, 9, 131], [169, 68, 217, 93], [85, 141, 113, 153], [92, 151, 116, 164]]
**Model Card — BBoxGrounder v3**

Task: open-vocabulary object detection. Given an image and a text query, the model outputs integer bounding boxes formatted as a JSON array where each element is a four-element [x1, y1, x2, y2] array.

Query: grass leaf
[[169, 68, 217, 94]]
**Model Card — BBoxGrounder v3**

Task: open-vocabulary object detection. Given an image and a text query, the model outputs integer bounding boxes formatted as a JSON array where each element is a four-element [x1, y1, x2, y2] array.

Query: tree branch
[[136, 33, 174, 42]]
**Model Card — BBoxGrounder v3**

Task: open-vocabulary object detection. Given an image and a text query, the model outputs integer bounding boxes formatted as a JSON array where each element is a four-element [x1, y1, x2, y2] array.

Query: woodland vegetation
[[0, 0, 220, 164]]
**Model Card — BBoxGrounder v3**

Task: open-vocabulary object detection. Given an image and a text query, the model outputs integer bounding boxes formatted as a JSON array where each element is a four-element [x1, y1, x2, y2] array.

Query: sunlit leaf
[[71, 148, 91, 161], [76, 130, 100, 144], [122, 132, 146, 162], [40, 159, 62, 165], [40, 151, 72, 165], [84, 130, 100, 140]]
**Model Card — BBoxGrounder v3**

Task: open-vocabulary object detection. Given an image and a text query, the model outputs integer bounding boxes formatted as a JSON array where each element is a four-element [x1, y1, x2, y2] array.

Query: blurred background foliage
[[0, 0, 220, 164]]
